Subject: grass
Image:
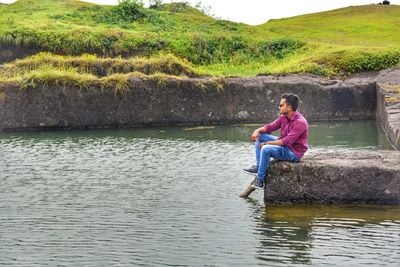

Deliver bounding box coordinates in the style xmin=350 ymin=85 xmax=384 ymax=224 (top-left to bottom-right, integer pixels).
xmin=0 ymin=0 xmax=400 ymax=81
xmin=16 ymin=66 xmax=97 ymax=90
xmin=258 ymin=45 xmax=400 ymax=77
xmin=0 ymin=52 xmax=226 ymax=94
xmin=1 ymin=63 xmax=200 ymax=94
xmin=0 ymin=52 xmax=201 ymax=78
xmin=195 ymin=45 xmax=400 ymax=77
xmin=258 ymin=5 xmax=400 ymax=46
xmin=0 ymin=52 xmax=203 ymax=93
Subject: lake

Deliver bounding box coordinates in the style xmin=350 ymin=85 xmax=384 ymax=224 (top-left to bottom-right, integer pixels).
xmin=0 ymin=120 xmax=398 ymax=266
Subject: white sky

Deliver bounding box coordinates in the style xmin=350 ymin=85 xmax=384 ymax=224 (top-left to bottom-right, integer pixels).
xmin=1 ymin=0 xmax=398 ymax=25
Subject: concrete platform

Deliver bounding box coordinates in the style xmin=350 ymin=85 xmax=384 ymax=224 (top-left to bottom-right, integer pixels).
xmin=264 ymin=150 xmax=400 ymax=204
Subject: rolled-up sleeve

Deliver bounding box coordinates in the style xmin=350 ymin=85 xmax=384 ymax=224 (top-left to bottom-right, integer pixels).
xmin=263 ymin=116 xmax=282 ymax=133
xmin=281 ymin=120 xmax=306 ymax=146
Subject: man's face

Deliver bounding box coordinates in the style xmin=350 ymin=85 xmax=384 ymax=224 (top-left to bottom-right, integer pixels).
xmin=279 ymin=98 xmax=291 ymax=115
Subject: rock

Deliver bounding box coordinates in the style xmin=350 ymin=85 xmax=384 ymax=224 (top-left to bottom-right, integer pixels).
xmin=0 ymin=44 xmax=42 ymax=64
xmin=376 ymin=68 xmax=400 ymax=149
xmin=265 ymin=150 xmax=400 ymax=204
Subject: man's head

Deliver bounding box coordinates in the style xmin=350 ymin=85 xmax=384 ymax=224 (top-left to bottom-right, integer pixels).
xmin=279 ymin=93 xmax=299 ymax=116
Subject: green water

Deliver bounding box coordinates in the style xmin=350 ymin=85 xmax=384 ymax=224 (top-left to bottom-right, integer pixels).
xmin=2 ymin=120 xmax=392 ymax=149
xmin=0 ymin=120 xmax=398 ymax=266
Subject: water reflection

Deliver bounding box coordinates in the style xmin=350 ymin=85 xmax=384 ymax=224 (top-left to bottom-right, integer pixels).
xmin=307 ymin=120 xmax=393 ymax=149
xmin=245 ymin=200 xmax=400 ymax=266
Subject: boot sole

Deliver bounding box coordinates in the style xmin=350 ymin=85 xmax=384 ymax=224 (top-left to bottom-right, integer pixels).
xmin=250 ymin=184 xmax=264 ymax=190
xmin=242 ymin=169 xmax=257 ymax=176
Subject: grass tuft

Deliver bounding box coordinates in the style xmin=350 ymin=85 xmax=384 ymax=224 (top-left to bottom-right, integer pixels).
xmin=100 ymin=73 xmax=131 ymax=96
xmin=17 ymin=66 xmax=96 ymax=90
xmin=0 ymin=52 xmax=200 ymax=78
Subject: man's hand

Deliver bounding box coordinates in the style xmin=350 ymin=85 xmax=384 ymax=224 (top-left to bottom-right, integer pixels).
xmin=251 ymin=129 xmax=260 ymax=142
xmin=251 ymin=126 xmax=267 ymax=141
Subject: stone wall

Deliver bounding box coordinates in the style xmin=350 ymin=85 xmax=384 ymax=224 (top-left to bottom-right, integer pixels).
xmin=265 ymin=150 xmax=400 ymax=204
xmin=0 ymin=44 xmax=42 ymax=64
xmin=376 ymin=68 xmax=400 ymax=150
xmin=0 ymin=74 xmax=377 ymax=131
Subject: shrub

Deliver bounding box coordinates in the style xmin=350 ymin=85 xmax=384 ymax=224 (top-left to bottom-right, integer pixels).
xmin=314 ymin=48 xmax=400 ymax=74
xmin=260 ymin=39 xmax=305 ymax=59
xmin=166 ymin=2 xmax=190 ymax=13
xmin=173 ymin=34 xmax=256 ymax=65
xmin=340 ymin=49 xmax=400 ymax=73
xmin=97 ymin=0 xmax=148 ymax=24
xmin=149 ymin=0 xmax=162 ymax=9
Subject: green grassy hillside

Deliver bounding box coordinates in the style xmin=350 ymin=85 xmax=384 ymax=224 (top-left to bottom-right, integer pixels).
xmin=0 ymin=0 xmax=399 ymax=84
xmin=258 ymin=5 xmax=400 ymax=46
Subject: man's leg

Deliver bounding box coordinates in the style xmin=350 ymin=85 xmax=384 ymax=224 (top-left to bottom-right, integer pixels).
xmin=255 ymin=134 xmax=278 ymax=168
xmin=243 ymin=134 xmax=278 ymax=175
xmin=252 ymin=145 xmax=299 ymax=189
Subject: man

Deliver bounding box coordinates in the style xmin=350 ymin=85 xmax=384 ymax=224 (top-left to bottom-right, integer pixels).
xmin=243 ymin=93 xmax=309 ymax=190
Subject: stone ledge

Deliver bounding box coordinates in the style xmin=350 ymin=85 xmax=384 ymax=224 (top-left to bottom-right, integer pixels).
xmin=265 ymin=150 xmax=400 ymax=204
xmin=376 ymin=68 xmax=400 ymax=150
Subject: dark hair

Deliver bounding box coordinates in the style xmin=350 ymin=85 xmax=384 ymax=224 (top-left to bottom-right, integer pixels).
xmin=281 ymin=93 xmax=299 ymax=111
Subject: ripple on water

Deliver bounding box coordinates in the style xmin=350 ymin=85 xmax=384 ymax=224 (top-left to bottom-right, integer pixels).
xmin=0 ymin=126 xmax=399 ymax=266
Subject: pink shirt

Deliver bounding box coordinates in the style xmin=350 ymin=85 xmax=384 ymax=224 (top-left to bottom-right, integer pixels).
xmin=263 ymin=111 xmax=309 ymax=159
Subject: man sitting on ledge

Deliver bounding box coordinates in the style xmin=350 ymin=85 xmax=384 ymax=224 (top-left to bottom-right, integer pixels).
xmin=243 ymin=93 xmax=309 ymax=190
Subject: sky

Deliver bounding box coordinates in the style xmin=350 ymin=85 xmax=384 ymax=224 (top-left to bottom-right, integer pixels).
xmin=1 ymin=0 xmax=398 ymax=25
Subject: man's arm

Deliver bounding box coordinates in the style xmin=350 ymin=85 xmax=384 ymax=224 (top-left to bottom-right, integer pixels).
xmin=251 ymin=117 xmax=283 ymax=141
xmin=260 ymin=139 xmax=283 ymax=147
xmin=260 ymin=120 xmax=307 ymax=148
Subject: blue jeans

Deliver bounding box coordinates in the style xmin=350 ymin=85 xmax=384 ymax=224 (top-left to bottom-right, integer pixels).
xmin=255 ymin=134 xmax=300 ymax=181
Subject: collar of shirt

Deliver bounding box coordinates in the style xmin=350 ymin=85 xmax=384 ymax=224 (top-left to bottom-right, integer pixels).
xmin=286 ymin=111 xmax=299 ymax=121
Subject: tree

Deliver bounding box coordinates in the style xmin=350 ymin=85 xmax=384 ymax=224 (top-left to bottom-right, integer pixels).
xmin=194 ymin=1 xmax=214 ymax=17
xmin=149 ymin=0 xmax=162 ymax=9
xmin=112 ymin=0 xmax=147 ymax=22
